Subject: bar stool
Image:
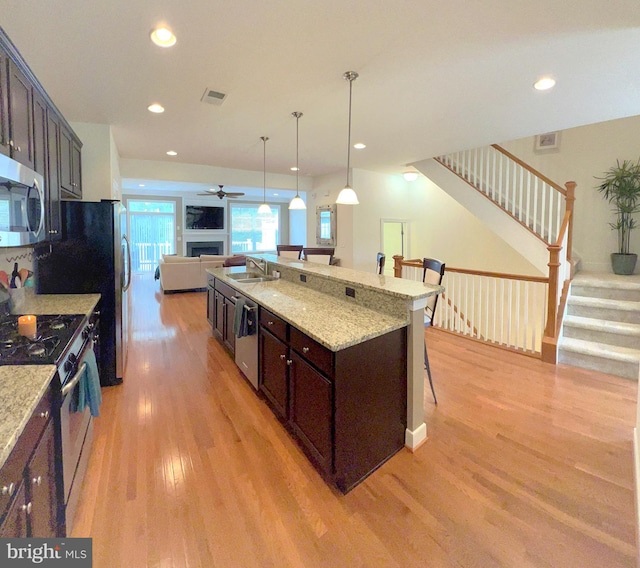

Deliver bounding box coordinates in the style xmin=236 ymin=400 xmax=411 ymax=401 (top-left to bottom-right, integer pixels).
xmin=276 ymin=245 xmax=304 ymax=259
xmin=423 ymin=257 xmax=445 ymax=404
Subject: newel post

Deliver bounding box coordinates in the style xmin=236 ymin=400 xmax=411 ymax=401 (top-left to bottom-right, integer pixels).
xmin=393 ymin=255 xmax=404 ymax=279
xmin=545 ymin=244 xmax=561 ymax=339
xmin=564 ymin=181 xmax=576 ymax=267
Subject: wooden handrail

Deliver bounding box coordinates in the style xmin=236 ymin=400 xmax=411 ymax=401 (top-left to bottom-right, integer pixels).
xmin=491 ymin=144 xmax=569 ymax=196
xmin=434 ymin=155 xmax=553 ymax=247
xmin=392 ymin=255 xmax=548 ymax=283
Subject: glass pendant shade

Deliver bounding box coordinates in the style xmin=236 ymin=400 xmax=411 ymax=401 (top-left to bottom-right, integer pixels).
xmin=336 ymin=185 xmax=359 ymax=205
xmin=288 ymin=195 xmax=306 ymax=210
xmin=289 ymin=111 xmax=306 ymax=210
xmin=258 ymin=202 xmax=272 ymax=215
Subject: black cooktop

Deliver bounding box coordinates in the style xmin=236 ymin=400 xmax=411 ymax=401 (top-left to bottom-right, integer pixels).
xmin=0 ymin=314 xmax=86 ymax=365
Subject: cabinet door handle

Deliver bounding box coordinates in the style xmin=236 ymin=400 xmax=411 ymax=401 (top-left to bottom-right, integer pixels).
xmin=9 ymin=139 xmax=13 ymax=148
xmin=1 ymin=482 xmax=15 ymax=496
xmin=302 ymin=347 xmax=309 ymax=353
xmin=267 ymin=321 xmax=274 ymax=326
xmin=32 ymin=476 xmax=42 ymax=486
xmin=21 ymin=502 xmax=32 ymax=514
xmin=280 ymin=354 xmax=286 ymax=360
xmin=40 ymin=410 xmax=49 ymax=420
xmin=286 ymin=359 xmax=293 ymax=366
xmin=16 ymin=146 xmax=21 ymax=152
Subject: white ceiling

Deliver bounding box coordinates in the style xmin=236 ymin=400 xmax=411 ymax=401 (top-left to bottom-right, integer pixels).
xmin=2 ymin=0 xmax=640 ymax=187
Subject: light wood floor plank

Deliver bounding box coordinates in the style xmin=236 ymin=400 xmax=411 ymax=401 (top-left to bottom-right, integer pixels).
xmin=72 ymin=274 xmax=638 ymax=567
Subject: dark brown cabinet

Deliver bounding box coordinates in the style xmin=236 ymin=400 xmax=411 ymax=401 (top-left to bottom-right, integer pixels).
xmin=33 ymin=92 xmax=61 ymax=240
xmin=206 ymin=276 xmax=215 ymax=326
xmin=0 ymin=482 xmax=27 ymax=537
xmin=27 ymin=420 xmax=57 ymax=537
xmin=60 ymin=124 xmax=82 ymax=199
xmin=0 ymin=387 xmax=59 ymax=537
xmin=211 ymin=278 xmax=237 ymax=354
xmin=289 ymin=352 xmax=332 ymax=472
xmin=259 ymin=328 xmax=289 ymax=420
xmin=45 ymin=112 xmax=62 ymax=239
xmin=258 ymin=304 xmax=407 ymax=492
xmin=0 ymin=49 xmax=10 ymax=157
xmin=6 ymin=60 xmax=34 ymax=169
xmin=0 ymin=28 xmax=82 ymax=237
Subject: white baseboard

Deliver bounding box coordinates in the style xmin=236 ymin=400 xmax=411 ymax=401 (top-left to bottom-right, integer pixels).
xmin=634 ymin=427 xmax=640 ymax=568
xmin=405 ymin=423 xmax=427 ymax=451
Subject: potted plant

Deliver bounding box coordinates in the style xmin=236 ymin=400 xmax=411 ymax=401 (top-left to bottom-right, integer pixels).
xmin=596 ymin=158 xmax=640 ymax=275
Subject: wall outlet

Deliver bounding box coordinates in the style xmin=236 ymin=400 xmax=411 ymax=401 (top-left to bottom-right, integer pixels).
xmin=300 ymin=274 xmax=307 ymax=282
xmin=346 ymin=287 xmax=355 ymax=298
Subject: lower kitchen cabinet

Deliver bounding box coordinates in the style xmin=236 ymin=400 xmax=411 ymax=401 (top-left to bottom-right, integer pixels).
xmin=258 ymin=306 xmax=407 ymax=492
xmin=211 ymin=278 xmax=236 ymax=354
xmin=259 ymin=328 xmax=289 ymax=421
xmin=0 ymin=387 xmax=59 ymax=537
xmin=289 ymin=351 xmax=332 ymax=472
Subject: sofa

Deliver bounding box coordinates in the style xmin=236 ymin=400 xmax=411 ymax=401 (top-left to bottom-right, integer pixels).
xmin=158 ymin=254 xmax=236 ymax=292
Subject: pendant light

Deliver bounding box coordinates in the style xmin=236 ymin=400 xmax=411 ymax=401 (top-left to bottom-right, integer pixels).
xmin=336 ymin=71 xmax=359 ymax=205
xmin=289 ymin=111 xmax=306 ymax=210
xmin=258 ymin=136 xmax=272 ymax=216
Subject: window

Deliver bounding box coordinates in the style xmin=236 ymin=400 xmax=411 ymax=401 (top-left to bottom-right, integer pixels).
xmin=127 ymin=200 xmax=176 ymax=273
xmin=230 ymin=204 xmax=280 ymax=253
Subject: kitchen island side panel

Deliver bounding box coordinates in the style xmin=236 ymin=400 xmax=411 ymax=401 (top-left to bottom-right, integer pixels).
xmin=333 ymin=326 xmax=407 ymax=493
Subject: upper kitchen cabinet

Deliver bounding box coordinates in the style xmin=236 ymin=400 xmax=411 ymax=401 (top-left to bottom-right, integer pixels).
xmin=6 ymin=60 xmax=35 ymax=169
xmin=0 ymin=48 xmax=9 ymax=157
xmin=59 ymin=124 xmax=82 ymax=199
xmin=0 ymin=26 xmax=83 ymax=226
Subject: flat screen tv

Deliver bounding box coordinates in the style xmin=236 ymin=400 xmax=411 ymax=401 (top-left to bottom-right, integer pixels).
xmin=185 ymin=205 xmax=224 ymax=230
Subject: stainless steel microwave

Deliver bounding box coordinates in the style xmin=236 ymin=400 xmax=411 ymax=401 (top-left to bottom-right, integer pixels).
xmin=0 ymin=153 xmax=45 ymax=246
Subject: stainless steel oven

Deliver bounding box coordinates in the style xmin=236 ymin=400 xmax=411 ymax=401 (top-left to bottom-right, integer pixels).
xmin=57 ymin=313 xmax=99 ymax=534
xmin=0 ymin=153 xmax=45 ymax=246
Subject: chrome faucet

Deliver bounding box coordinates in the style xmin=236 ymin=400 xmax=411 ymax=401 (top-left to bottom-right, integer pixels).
xmin=246 ymin=257 xmax=267 ymax=274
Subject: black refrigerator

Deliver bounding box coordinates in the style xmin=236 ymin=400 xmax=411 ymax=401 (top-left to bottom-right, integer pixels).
xmin=34 ymin=200 xmax=131 ymax=386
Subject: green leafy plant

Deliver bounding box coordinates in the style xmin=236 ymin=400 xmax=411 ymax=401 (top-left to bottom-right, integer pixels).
xmin=596 ymin=158 xmax=640 ymax=254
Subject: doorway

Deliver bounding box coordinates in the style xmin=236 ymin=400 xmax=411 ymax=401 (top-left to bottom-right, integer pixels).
xmin=127 ymin=200 xmax=177 ymax=273
xmin=380 ymin=219 xmax=409 ymax=274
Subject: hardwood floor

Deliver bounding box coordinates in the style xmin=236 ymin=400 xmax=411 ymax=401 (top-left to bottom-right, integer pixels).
xmin=72 ymin=273 xmax=638 ymax=568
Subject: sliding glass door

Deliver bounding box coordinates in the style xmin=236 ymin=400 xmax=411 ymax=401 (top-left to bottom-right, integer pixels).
xmin=127 ymin=200 xmax=176 ymax=273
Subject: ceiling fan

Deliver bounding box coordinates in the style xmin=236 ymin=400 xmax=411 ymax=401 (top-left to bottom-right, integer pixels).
xmin=197 ymin=184 xmax=245 ymax=199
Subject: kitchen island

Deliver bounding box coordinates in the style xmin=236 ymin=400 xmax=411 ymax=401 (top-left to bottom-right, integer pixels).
xmin=208 ymin=255 xmax=442 ymax=491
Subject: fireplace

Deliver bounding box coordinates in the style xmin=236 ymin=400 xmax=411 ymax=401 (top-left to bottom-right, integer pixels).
xmin=186 ymin=241 xmax=224 ymax=257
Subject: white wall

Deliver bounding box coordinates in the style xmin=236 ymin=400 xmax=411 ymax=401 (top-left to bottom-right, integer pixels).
xmin=307 ymin=168 xmax=541 ymax=274
xmin=501 ymin=115 xmax=640 ymax=273
xmin=71 ymin=122 xmax=118 ymax=202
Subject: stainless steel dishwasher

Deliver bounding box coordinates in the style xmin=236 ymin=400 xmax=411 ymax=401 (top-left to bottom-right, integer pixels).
xmin=234 ymin=293 xmax=259 ymax=389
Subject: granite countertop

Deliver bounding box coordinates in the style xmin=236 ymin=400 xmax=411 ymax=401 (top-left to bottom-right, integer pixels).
xmin=0 ymin=365 xmax=56 ymax=470
xmin=210 ymin=267 xmax=408 ymax=351
xmin=0 ymin=292 xmax=100 ymax=470
xmin=251 ymin=254 xmax=441 ymax=300
xmin=11 ymin=291 xmax=101 ymax=319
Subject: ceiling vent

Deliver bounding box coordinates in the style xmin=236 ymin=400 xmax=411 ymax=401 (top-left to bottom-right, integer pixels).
xmin=201 ymin=88 xmax=227 ymax=106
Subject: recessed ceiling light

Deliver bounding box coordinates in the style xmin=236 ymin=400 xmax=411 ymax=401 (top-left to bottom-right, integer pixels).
xmin=166 ymin=150 xmax=177 ymax=156
xmin=138 ymin=184 xmax=145 ymax=187
xmin=290 ymin=166 xmax=299 ymax=172
xmin=534 ymin=76 xmax=556 ymax=91
xmin=354 ymin=143 xmax=366 ymax=149
xmin=147 ymin=103 xmax=164 ymax=113
xmin=273 ymin=193 xmax=279 ymax=197
xmin=150 ymin=27 xmax=176 ymax=48
xmin=403 ymin=171 xmax=419 ymax=182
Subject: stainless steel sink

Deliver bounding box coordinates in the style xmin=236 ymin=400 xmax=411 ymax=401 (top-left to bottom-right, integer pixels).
xmin=227 ymin=272 xmax=278 ymax=283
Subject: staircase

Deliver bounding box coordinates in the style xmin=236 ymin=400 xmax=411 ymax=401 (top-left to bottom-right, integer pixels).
xmin=559 ymin=272 xmax=640 ymax=380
